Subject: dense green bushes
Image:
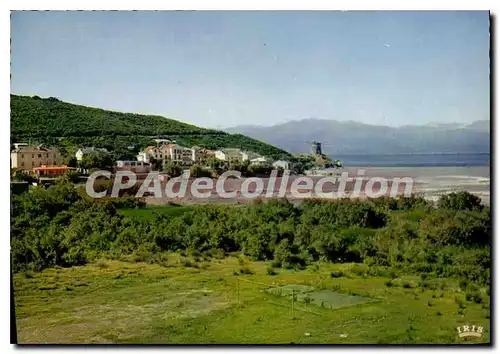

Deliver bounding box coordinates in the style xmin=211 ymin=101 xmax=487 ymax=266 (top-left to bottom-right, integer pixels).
xmin=10 ymin=183 xmax=491 ymax=286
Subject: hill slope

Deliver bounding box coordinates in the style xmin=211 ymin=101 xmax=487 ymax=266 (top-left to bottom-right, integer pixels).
xmin=226 ymin=118 xmax=490 ymax=155
xmin=10 ymin=95 xmax=291 ymax=159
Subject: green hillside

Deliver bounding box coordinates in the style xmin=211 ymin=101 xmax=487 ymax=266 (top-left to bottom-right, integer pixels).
xmin=10 ymin=95 xmax=291 ymax=159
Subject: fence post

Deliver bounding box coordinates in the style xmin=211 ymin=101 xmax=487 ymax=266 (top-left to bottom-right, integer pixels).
xmin=237 ymin=277 xmax=240 ymax=306
xmin=292 ymin=289 xmax=295 ymax=319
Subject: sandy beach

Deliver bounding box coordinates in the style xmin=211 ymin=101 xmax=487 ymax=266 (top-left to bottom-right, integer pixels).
xmin=144 ymin=166 xmax=490 ymax=206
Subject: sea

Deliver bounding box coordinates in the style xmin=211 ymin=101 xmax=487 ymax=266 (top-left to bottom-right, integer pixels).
xmin=326 ymin=153 xmax=491 ymax=205
xmin=330 ymin=153 xmax=490 ymax=167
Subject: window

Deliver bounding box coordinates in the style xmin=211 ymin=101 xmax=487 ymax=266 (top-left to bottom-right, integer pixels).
xmin=38 ymin=154 xmax=41 ymax=158
xmin=21 ymin=154 xmax=24 ymax=159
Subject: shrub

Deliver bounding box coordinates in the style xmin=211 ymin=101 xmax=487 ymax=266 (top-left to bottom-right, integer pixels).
xmin=330 ymin=270 xmax=345 ymax=278
xmin=350 ymin=263 xmax=369 ymax=276
xmin=180 ymin=258 xmax=198 ymax=268
xmin=454 ymin=296 xmax=467 ymax=309
xmin=96 ymin=259 xmax=108 ymax=269
xmin=389 ymin=270 xmax=399 ymax=279
xmin=465 ymin=292 xmax=473 ymax=302
xmin=266 ymin=266 xmax=277 ymax=275
xmin=23 ymin=271 xmax=34 ymax=279
xmin=271 ymin=260 xmax=282 ymax=268
xmin=458 ymin=278 xmax=469 ymax=290
xmin=385 ymin=280 xmax=394 ymax=287
xmin=239 ymin=266 xmax=254 ymax=275
xmin=438 ymin=191 xmax=483 ymax=212
xmin=473 ymin=292 xmax=484 ymax=304
xmin=402 ymin=280 xmax=417 ymax=289
xmin=310 ymin=263 xmax=320 ymax=272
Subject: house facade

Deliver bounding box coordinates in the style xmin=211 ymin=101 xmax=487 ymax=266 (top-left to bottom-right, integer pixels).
xmin=215 ymin=148 xmax=243 ymax=163
xmin=11 ymin=146 xmax=64 ymax=171
xmin=138 ymin=144 xmax=209 ymax=168
xmin=116 ymin=160 xmax=152 ymax=174
xmin=75 ymin=147 xmax=109 ymax=161
xmin=250 ymin=156 xmax=269 ymax=165
xmin=272 ymin=160 xmax=291 ymax=170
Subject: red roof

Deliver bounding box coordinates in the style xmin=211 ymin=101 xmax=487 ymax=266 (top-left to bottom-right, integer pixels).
xmin=33 ymin=165 xmax=73 ymax=171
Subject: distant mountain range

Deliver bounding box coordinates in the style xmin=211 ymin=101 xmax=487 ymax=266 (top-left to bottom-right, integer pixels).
xmin=225 ymin=119 xmax=490 ymax=155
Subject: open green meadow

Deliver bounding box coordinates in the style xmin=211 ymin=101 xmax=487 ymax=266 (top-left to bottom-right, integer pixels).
xmin=13 ymin=254 xmax=490 ymax=344
xmin=11 ymin=183 xmax=491 ymax=344
xmin=118 ymin=204 xmax=195 ymax=221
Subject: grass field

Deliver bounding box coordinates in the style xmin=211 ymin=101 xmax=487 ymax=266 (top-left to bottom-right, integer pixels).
xmin=13 ymin=254 xmax=490 ymax=344
xmin=118 ymin=204 xmax=195 ymax=220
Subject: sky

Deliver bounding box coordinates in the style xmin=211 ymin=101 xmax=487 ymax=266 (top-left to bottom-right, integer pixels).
xmin=11 ymin=11 xmax=490 ymax=129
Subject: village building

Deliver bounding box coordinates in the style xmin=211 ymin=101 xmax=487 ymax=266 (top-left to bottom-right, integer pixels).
xmin=116 ymin=160 xmax=152 ymax=174
xmin=75 ymin=147 xmax=109 ymax=161
xmin=215 ymin=148 xmax=244 ymax=163
xmin=33 ymin=165 xmax=76 ymax=177
xmin=11 ymin=146 xmax=64 ymax=171
xmin=138 ymin=144 xmax=211 ymax=167
xmin=272 ymin=160 xmax=291 ymax=170
xmin=250 ymin=156 xmax=269 ymax=165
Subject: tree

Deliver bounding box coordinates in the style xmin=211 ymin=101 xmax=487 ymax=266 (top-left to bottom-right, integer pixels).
xmin=438 ymin=191 xmax=483 ymax=211
xmin=67 ymin=156 xmax=77 ymax=168
xmin=163 ymin=162 xmax=183 ymax=177
xmin=80 ymin=152 xmax=113 ymax=170
xmin=56 ymin=170 xmax=81 ymax=184
xmin=149 ymin=157 xmax=163 ymax=171
xmin=11 ymin=171 xmax=36 ymax=184
xmin=229 ymin=160 xmax=250 ymax=176
xmin=190 ymin=164 xmax=213 ymax=178
xmin=247 ymin=163 xmax=273 ymax=177
xmin=206 ymin=156 xmax=222 ymax=170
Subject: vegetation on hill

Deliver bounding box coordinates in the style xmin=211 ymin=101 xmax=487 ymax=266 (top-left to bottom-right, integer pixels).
xmin=10 ymin=95 xmax=291 ymax=159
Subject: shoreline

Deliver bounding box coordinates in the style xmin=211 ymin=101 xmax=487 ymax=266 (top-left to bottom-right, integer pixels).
xmin=144 ymin=166 xmax=490 ymax=206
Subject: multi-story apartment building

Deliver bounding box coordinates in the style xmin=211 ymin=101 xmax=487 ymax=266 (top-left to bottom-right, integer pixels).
xmin=167 ymin=144 xmax=192 ymax=166
xmin=191 ymin=146 xmax=210 ymax=164
xmin=215 ymin=148 xmax=244 ymax=163
xmin=138 ymin=144 xmax=208 ymax=168
xmin=11 ymin=146 xmax=64 ymax=171
xmin=116 ymin=160 xmax=152 ymax=174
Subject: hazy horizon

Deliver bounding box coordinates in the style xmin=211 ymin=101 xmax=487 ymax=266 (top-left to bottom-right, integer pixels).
xmin=11 ymin=11 xmax=490 ymax=129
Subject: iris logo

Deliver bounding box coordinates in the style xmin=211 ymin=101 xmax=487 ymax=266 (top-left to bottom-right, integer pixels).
xmin=456 ymin=325 xmax=483 ymax=338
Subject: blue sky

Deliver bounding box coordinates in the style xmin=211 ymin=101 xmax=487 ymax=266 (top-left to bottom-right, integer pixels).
xmin=11 ymin=11 xmax=490 ymax=128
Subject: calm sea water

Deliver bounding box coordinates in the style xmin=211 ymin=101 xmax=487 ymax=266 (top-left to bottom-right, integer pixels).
xmin=330 ymin=153 xmax=490 ymax=167
xmin=323 ymin=153 xmax=490 ymax=205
